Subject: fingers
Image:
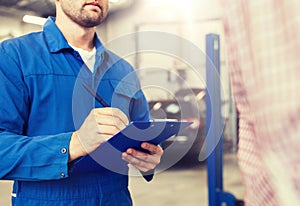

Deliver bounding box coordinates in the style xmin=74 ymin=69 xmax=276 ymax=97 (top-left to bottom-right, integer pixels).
xmin=96 ymin=124 xmax=120 ymax=136
xmin=100 ymin=134 xmax=113 ymax=141
xmin=93 ymin=108 xmax=129 ymax=129
xmin=91 ymin=108 xmax=129 ymax=138
xmin=141 ymin=142 xmax=163 ymax=155
xmin=122 ymin=144 xmax=163 ymax=173
xmin=122 ymin=152 xmax=157 ymax=173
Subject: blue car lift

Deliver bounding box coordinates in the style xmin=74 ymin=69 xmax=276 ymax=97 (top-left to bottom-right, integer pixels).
xmin=205 ymin=34 xmax=240 ymax=206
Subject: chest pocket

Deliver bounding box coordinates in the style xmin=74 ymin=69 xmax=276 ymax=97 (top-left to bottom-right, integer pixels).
xmin=97 ymin=79 xmax=141 ymax=120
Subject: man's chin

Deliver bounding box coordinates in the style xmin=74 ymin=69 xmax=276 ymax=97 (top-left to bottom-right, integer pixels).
xmin=77 ymin=17 xmax=104 ymax=27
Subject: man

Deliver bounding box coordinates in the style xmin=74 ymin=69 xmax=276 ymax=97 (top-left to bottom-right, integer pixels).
xmin=220 ymin=0 xmax=300 ymax=205
xmin=0 ymin=0 xmax=163 ymax=205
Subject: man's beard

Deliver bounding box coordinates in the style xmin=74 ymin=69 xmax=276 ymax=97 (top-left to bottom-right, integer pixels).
xmin=62 ymin=7 xmax=107 ymax=28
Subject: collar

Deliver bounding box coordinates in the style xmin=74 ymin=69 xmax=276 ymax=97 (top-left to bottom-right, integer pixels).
xmin=43 ymin=16 xmax=105 ymax=57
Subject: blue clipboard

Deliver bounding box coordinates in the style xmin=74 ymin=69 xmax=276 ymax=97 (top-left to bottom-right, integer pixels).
xmin=70 ymin=121 xmax=192 ymax=175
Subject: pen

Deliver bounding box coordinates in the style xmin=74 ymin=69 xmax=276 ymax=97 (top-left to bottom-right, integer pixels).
xmin=83 ymin=83 xmax=110 ymax=107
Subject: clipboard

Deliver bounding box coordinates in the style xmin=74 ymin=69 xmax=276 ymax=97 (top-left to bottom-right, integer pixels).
xmin=70 ymin=121 xmax=192 ymax=175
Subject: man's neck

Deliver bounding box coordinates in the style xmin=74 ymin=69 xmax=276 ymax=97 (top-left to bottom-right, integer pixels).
xmin=55 ymin=15 xmax=96 ymax=51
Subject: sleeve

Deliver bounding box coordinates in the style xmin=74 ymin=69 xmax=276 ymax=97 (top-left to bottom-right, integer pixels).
xmin=0 ymin=49 xmax=71 ymax=181
xmin=130 ymin=89 xmax=151 ymax=122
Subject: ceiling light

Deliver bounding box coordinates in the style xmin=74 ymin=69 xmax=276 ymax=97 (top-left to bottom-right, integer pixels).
xmin=22 ymin=15 xmax=47 ymax=26
xmin=109 ymin=0 xmax=121 ymax=3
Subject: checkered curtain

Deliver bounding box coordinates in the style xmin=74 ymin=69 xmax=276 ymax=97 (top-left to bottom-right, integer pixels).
xmin=219 ymin=0 xmax=300 ymax=205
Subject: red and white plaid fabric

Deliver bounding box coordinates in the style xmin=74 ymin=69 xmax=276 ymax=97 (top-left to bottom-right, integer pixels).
xmin=219 ymin=0 xmax=300 ymax=205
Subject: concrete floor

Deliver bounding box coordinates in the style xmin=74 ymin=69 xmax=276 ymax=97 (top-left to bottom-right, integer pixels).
xmin=0 ymin=181 xmax=12 ymax=206
xmin=0 ymin=153 xmax=244 ymax=206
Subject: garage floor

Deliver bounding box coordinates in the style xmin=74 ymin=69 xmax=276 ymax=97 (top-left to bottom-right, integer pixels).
xmin=129 ymin=152 xmax=244 ymax=206
xmin=0 ymin=153 xmax=244 ymax=206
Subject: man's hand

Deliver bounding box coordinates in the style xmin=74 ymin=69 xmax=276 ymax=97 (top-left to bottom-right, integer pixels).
xmin=69 ymin=108 xmax=129 ymax=162
xmin=121 ymin=143 xmax=163 ymax=173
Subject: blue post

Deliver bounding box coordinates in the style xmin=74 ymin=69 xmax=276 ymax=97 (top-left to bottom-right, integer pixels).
xmin=205 ymin=34 xmax=236 ymax=206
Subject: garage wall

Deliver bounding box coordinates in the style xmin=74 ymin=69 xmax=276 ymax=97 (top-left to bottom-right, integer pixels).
xmin=0 ymin=16 xmax=37 ymax=41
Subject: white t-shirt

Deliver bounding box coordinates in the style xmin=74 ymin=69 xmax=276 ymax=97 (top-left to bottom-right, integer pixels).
xmin=70 ymin=44 xmax=96 ymax=72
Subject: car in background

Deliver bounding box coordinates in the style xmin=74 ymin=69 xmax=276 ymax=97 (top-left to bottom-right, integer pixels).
xmin=148 ymin=88 xmax=206 ymax=165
